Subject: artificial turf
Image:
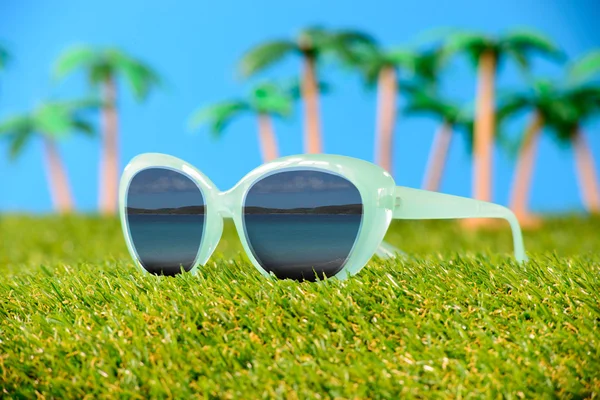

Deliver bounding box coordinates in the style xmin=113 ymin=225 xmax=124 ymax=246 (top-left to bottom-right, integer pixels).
xmin=0 ymin=215 xmax=599 ymax=398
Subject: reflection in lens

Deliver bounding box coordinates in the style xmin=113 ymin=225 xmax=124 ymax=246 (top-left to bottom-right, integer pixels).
xmin=126 ymin=168 xmax=205 ymax=276
xmin=243 ymin=170 xmax=363 ymax=281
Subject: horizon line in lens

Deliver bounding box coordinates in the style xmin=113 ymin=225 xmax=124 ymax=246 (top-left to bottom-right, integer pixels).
xmin=127 ymin=203 xmax=363 ymax=215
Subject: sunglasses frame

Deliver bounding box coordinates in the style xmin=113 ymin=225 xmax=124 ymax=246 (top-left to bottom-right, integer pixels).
xmin=119 ymin=153 xmax=526 ymax=280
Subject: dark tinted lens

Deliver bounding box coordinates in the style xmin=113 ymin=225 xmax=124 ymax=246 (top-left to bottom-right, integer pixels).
xmin=126 ymin=168 xmax=205 ymax=276
xmin=243 ymin=170 xmax=363 ymax=281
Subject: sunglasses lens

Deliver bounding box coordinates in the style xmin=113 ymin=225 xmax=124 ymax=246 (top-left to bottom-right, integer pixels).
xmin=126 ymin=168 xmax=205 ymax=276
xmin=243 ymin=170 xmax=363 ymax=281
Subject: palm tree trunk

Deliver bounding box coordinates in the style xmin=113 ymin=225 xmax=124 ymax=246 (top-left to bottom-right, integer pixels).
xmin=375 ymin=65 xmax=398 ymax=175
xmin=301 ymin=55 xmax=322 ymax=154
xmin=572 ymin=128 xmax=600 ymax=213
xmin=99 ymin=76 xmax=119 ymax=215
xmin=43 ymin=137 xmax=73 ymax=213
xmin=422 ymin=121 xmax=452 ymax=192
xmin=257 ymin=113 xmax=279 ymax=162
xmin=509 ymin=111 xmax=544 ymax=221
xmin=473 ymin=50 xmax=497 ymax=202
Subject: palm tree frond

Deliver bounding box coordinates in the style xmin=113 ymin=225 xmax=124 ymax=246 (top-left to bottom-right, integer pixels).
xmin=0 ymin=115 xmax=33 ymax=134
xmin=404 ymin=90 xmax=461 ymax=123
xmin=568 ymin=50 xmax=600 ymax=85
xmin=545 ymin=107 xmax=578 ymax=144
xmin=504 ymin=29 xmax=563 ymax=58
xmin=61 ymin=96 xmax=105 ymax=111
xmin=0 ymin=45 xmax=10 ymax=70
xmin=285 ymin=77 xmax=331 ymax=99
xmin=567 ymin=85 xmax=600 ymax=102
xmin=0 ymin=115 xmax=34 ymax=160
xmin=443 ymin=31 xmax=492 ymax=66
xmin=116 ymin=56 xmax=162 ymax=101
xmin=323 ymin=29 xmax=378 ymax=65
xmin=563 ymin=85 xmax=600 ymax=125
xmin=542 ymin=94 xmax=583 ymax=144
xmin=413 ymin=48 xmax=444 ymax=84
xmin=531 ymin=78 xmax=555 ymax=94
xmin=503 ymin=29 xmax=563 ymax=70
xmin=251 ymin=83 xmax=293 ymax=117
xmin=344 ymin=45 xmax=384 ymax=86
xmin=72 ymin=119 xmax=96 ymax=137
xmin=299 ymin=26 xmax=329 ymax=47
xmin=36 ymin=104 xmax=73 ymax=138
xmin=53 ymin=46 xmax=98 ymax=81
xmin=189 ymin=101 xmax=249 ymax=137
xmin=504 ymin=47 xmax=530 ymax=71
xmin=362 ymin=61 xmax=384 ymax=86
xmin=8 ymin=130 xmax=32 ymax=160
xmin=497 ymin=92 xmax=532 ymax=123
xmin=330 ymin=29 xmax=377 ymax=50
xmin=386 ymin=49 xmax=417 ymax=69
xmin=400 ymin=79 xmax=432 ymax=96
xmin=256 ymin=96 xmax=292 ymax=117
xmin=238 ymin=40 xmax=298 ymax=77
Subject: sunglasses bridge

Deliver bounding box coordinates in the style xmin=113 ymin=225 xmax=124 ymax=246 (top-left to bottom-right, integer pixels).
xmin=215 ymin=189 xmax=238 ymax=219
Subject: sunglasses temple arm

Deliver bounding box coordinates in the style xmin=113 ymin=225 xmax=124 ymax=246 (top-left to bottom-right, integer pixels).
xmin=391 ymin=186 xmax=527 ymax=262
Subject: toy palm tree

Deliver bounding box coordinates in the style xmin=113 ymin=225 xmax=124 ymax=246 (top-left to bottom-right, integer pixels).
xmin=500 ymin=51 xmax=600 ymax=223
xmin=238 ymin=26 xmax=374 ymax=154
xmin=0 ymin=100 xmax=96 ymax=213
xmin=500 ymin=82 xmax=600 ymax=218
xmin=443 ymin=29 xmax=562 ymax=211
xmin=404 ymin=89 xmax=473 ymax=192
xmin=350 ymin=46 xmax=443 ymax=176
xmin=189 ymin=82 xmax=293 ymax=162
xmin=54 ymin=47 xmax=161 ymax=215
xmin=498 ymin=80 xmax=562 ymax=225
xmin=565 ymin=51 xmax=600 ymax=213
xmin=548 ymin=85 xmax=600 ymax=214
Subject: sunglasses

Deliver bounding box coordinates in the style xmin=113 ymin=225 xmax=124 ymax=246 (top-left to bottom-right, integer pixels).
xmin=119 ymin=153 xmax=526 ymax=281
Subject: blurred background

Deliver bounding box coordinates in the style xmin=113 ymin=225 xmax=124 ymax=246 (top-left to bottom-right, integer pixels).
xmin=0 ymin=0 xmax=599 ymax=217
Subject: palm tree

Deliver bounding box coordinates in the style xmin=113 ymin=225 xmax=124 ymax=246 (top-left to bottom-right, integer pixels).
xmin=189 ymin=82 xmax=293 ymax=162
xmin=500 ymin=50 xmax=600 ymax=223
xmin=500 ymin=81 xmax=600 ymax=219
xmin=498 ymin=80 xmax=561 ymax=225
xmin=238 ymin=26 xmax=374 ymax=154
xmin=350 ymin=45 xmax=443 ymax=176
xmin=0 ymin=100 xmax=96 ymax=213
xmin=443 ymin=29 xmax=562 ymax=210
xmin=548 ymin=85 xmax=600 ymax=214
xmin=0 ymin=44 xmax=9 ymax=71
xmin=404 ymin=89 xmax=473 ymax=192
xmin=54 ymin=46 xmax=161 ymax=215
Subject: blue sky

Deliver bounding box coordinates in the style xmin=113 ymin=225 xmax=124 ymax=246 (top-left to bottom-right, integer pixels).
xmin=127 ymin=168 xmax=204 ymax=210
xmin=245 ymin=170 xmax=362 ymax=209
xmin=0 ymin=0 xmax=599 ymax=213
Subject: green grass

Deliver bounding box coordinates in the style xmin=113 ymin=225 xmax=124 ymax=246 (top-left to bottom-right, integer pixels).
xmin=1 ymin=215 xmax=599 ymax=398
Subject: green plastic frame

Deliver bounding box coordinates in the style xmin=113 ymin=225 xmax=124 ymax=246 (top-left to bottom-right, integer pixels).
xmin=119 ymin=153 xmax=527 ymax=280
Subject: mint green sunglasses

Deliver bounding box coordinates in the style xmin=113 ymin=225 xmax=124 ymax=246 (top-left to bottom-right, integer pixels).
xmin=119 ymin=153 xmax=526 ymax=281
